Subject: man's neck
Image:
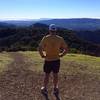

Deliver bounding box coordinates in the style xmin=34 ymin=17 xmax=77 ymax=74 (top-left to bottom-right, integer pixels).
xmin=49 ymin=33 xmax=56 ymax=36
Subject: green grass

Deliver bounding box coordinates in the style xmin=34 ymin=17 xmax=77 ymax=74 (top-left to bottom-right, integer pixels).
xmin=20 ymin=51 xmax=100 ymax=76
xmin=19 ymin=51 xmax=43 ymax=72
xmin=62 ymin=54 xmax=100 ymax=74
xmin=0 ymin=52 xmax=13 ymax=73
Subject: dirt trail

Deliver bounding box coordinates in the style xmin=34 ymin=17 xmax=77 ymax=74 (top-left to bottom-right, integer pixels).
xmin=0 ymin=52 xmax=44 ymax=100
xmin=0 ymin=52 xmax=100 ymax=100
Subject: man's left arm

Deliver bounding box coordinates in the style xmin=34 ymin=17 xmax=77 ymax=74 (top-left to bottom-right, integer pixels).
xmin=59 ymin=38 xmax=68 ymax=57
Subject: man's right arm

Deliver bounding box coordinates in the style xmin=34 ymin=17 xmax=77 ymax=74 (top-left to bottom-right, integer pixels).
xmin=38 ymin=45 xmax=46 ymax=58
xmin=38 ymin=37 xmax=46 ymax=58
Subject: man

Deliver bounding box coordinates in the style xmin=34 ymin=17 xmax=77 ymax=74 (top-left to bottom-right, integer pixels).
xmin=38 ymin=24 xmax=68 ymax=95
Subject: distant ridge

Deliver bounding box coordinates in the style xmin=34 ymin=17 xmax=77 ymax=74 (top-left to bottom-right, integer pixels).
xmin=39 ymin=18 xmax=100 ymax=31
xmin=0 ymin=22 xmax=15 ymax=28
xmin=0 ymin=18 xmax=100 ymax=44
xmin=1 ymin=18 xmax=100 ymax=31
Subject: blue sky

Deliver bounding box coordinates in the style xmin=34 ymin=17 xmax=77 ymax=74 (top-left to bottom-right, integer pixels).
xmin=0 ymin=0 xmax=100 ymax=20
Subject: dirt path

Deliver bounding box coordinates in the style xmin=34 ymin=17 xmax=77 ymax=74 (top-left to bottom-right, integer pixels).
xmin=0 ymin=52 xmax=100 ymax=100
xmin=0 ymin=52 xmax=44 ymax=100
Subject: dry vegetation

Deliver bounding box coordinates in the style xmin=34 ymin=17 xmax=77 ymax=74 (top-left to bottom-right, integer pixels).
xmin=0 ymin=51 xmax=100 ymax=100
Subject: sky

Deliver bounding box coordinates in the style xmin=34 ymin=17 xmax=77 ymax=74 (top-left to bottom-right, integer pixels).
xmin=0 ymin=0 xmax=100 ymax=20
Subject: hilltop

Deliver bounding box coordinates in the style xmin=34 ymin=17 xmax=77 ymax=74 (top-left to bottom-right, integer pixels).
xmin=0 ymin=51 xmax=100 ymax=100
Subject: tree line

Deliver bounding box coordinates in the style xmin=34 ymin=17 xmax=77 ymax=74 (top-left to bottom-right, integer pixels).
xmin=0 ymin=23 xmax=100 ymax=56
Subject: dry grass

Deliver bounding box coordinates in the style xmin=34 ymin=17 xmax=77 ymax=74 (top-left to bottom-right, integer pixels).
xmin=0 ymin=51 xmax=100 ymax=100
xmin=0 ymin=52 xmax=13 ymax=73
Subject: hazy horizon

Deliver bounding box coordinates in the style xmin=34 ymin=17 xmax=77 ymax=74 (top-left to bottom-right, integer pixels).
xmin=0 ymin=17 xmax=100 ymax=21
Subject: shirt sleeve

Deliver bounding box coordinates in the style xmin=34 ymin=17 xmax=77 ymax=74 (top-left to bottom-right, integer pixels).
xmin=61 ymin=38 xmax=68 ymax=49
xmin=39 ymin=36 xmax=46 ymax=49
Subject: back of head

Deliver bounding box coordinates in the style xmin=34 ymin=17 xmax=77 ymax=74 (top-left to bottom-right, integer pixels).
xmin=49 ymin=24 xmax=57 ymax=31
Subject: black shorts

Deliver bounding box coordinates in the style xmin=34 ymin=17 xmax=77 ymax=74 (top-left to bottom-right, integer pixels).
xmin=43 ymin=59 xmax=60 ymax=73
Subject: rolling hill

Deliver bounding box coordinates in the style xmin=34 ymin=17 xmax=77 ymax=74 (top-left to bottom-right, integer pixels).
xmin=39 ymin=18 xmax=100 ymax=31
xmin=0 ymin=23 xmax=100 ymax=56
xmin=75 ymin=30 xmax=100 ymax=44
xmin=0 ymin=22 xmax=15 ymax=28
xmin=1 ymin=18 xmax=100 ymax=31
xmin=1 ymin=18 xmax=100 ymax=44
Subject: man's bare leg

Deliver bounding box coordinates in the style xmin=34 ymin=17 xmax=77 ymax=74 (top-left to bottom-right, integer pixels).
xmin=44 ymin=73 xmax=50 ymax=88
xmin=41 ymin=73 xmax=50 ymax=94
xmin=53 ymin=73 xmax=59 ymax=88
xmin=53 ymin=73 xmax=60 ymax=100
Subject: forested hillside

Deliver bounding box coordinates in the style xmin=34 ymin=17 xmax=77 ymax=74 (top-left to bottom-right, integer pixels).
xmin=0 ymin=23 xmax=100 ymax=56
